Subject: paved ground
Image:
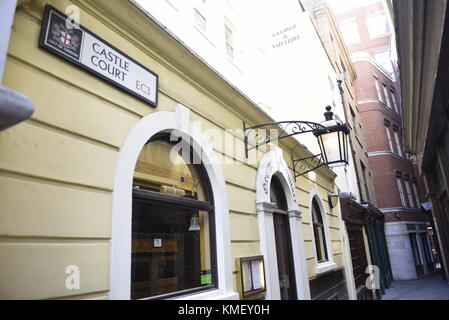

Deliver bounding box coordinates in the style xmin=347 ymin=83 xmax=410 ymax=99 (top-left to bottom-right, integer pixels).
xmin=383 ymin=274 xmax=449 ymax=300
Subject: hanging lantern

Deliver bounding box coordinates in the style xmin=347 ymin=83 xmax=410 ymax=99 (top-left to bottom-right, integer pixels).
xmin=314 ymin=106 xmax=350 ymax=168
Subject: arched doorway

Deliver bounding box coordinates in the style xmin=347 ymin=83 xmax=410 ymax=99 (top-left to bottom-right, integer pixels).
xmin=270 ymin=175 xmax=297 ymax=300
xmin=256 ymin=147 xmax=310 ymax=300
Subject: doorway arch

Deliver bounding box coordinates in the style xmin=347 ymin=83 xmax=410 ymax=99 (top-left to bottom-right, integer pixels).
xmin=256 ymin=146 xmax=311 ymax=300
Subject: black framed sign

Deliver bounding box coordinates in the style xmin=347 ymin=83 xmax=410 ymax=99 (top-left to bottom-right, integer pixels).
xmin=39 ymin=5 xmax=158 ymax=107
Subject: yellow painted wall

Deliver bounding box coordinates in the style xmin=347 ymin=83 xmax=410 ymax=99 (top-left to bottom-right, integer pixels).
xmin=0 ymin=0 xmax=345 ymax=299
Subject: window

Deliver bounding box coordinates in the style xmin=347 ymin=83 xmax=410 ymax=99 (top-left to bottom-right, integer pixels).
xmin=390 ymin=89 xmax=399 ymax=113
xmin=224 ymin=24 xmax=234 ymax=59
xmin=396 ymin=177 xmax=406 ymax=207
xmin=194 ymin=0 xmax=207 ymax=32
xmin=412 ymin=182 xmax=421 ymax=208
xmin=366 ymin=12 xmax=390 ymax=38
xmin=374 ymin=50 xmax=393 ymax=73
xmin=131 ymin=136 xmax=216 ymax=299
xmin=404 ymin=179 xmax=415 ymax=208
xmin=312 ymin=198 xmax=328 ymax=263
xmin=409 ymin=233 xmax=423 ymax=267
xmin=385 ymin=125 xmax=394 ymax=152
xmin=361 ymin=162 xmax=371 ymax=203
xmin=393 ymin=128 xmax=403 ymax=157
xmin=383 ymin=83 xmax=392 ymax=109
xmin=374 ymin=76 xmax=383 ymax=102
xmin=339 ymin=20 xmax=360 ymax=45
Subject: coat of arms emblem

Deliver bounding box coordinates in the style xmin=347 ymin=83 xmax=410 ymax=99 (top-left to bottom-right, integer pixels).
xmin=43 ymin=10 xmax=83 ymax=60
xmin=51 ymin=22 xmax=81 ymax=52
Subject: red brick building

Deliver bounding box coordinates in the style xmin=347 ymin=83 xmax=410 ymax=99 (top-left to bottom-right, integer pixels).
xmin=334 ymin=0 xmax=434 ymax=281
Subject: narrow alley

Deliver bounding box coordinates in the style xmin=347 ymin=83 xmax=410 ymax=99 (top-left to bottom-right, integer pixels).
xmin=383 ymin=274 xmax=449 ymax=300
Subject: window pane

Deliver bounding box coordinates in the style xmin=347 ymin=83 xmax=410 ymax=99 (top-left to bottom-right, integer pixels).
xmin=405 ymin=181 xmax=415 ymax=208
xmin=194 ymin=9 xmax=206 ymax=31
xmin=339 ymin=21 xmax=360 ymax=45
xmin=225 ymin=25 xmax=234 ymax=59
xmin=131 ymin=201 xmax=213 ymax=299
xmin=374 ymin=50 xmax=393 ymax=73
xmin=385 ymin=126 xmax=394 ymax=152
xmin=413 ymin=183 xmax=421 ymax=208
xmin=383 ymin=83 xmax=392 ymax=109
xmin=312 ymin=199 xmax=328 ymax=262
xmin=131 ymin=137 xmax=215 ymax=299
xmin=374 ymin=76 xmax=383 ymax=102
xmin=270 ymin=176 xmax=288 ymax=211
xmin=390 ymin=90 xmax=399 ymax=113
xmin=393 ymin=130 xmax=403 ymax=157
xmin=396 ymin=177 xmax=406 ymax=207
xmin=134 ymin=140 xmax=207 ymax=202
xmin=194 ymin=0 xmax=207 ymax=31
xmin=366 ymin=13 xmax=390 ymax=38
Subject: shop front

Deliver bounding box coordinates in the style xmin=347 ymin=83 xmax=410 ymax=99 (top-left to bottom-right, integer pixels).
xmin=0 ymin=0 xmax=349 ymax=300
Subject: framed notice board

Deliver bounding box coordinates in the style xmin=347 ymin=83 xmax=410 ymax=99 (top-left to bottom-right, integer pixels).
xmin=236 ymin=256 xmax=266 ymax=300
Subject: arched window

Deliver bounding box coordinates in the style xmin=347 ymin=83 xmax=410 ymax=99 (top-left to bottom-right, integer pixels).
xmin=312 ymin=198 xmax=328 ymax=263
xmin=270 ymin=176 xmax=288 ymax=212
xmin=131 ymin=134 xmax=216 ymax=299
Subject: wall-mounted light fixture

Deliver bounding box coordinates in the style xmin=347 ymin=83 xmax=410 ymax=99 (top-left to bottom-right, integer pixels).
xmin=244 ymin=106 xmax=350 ymax=179
xmin=314 ymin=106 xmax=350 ymax=168
xmin=328 ymin=193 xmax=340 ymax=208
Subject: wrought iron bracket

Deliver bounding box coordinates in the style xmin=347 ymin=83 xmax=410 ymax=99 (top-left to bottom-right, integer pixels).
xmin=292 ymin=154 xmax=326 ymax=180
xmin=243 ymin=120 xmax=327 ymax=158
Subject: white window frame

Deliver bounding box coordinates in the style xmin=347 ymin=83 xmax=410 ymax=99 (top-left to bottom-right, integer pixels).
xmin=110 ymin=105 xmax=238 ymax=300
xmin=383 ymin=83 xmax=392 ymax=109
xmin=385 ymin=125 xmax=394 ymax=152
xmin=396 ymin=177 xmax=406 ymax=207
xmin=404 ymin=180 xmax=415 ymax=208
xmin=393 ymin=128 xmax=403 ymax=157
xmin=374 ymin=49 xmax=393 ymax=73
xmin=366 ymin=12 xmax=390 ymax=39
xmin=374 ymin=75 xmax=383 ymax=103
xmin=224 ymin=22 xmax=234 ymax=60
xmin=390 ymin=88 xmax=399 ymax=113
xmin=194 ymin=0 xmax=207 ymax=32
xmin=309 ymin=190 xmax=336 ymax=275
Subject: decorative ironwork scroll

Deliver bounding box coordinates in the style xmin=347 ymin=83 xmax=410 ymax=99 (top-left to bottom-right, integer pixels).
xmin=243 ymin=121 xmax=335 ymax=179
xmin=244 ymin=121 xmax=326 ymax=158
xmin=292 ymin=154 xmax=326 ymax=179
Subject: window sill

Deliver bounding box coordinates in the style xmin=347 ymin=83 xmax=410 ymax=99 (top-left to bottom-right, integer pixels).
xmin=316 ymin=261 xmax=337 ymax=275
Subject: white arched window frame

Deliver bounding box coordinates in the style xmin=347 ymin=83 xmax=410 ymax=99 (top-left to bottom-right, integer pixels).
xmin=109 ymin=105 xmax=237 ymax=300
xmin=308 ymin=189 xmax=336 ymax=275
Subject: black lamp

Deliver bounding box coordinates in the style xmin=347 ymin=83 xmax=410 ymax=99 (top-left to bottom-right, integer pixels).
xmin=314 ymin=106 xmax=350 ymax=168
